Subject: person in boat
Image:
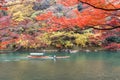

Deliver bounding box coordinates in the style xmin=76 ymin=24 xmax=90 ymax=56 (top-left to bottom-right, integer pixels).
xmin=53 ymin=55 xmax=56 ymax=59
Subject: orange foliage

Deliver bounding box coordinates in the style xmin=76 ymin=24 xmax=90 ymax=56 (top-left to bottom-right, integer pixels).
xmin=59 ymin=0 xmax=120 ymax=9
xmin=37 ymin=8 xmax=109 ymax=32
xmin=36 ymin=12 xmax=53 ymax=21
xmin=0 ymin=0 xmax=8 ymax=10
xmin=0 ymin=39 xmax=17 ymax=49
xmin=0 ymin=7 xmax=8 ymax=10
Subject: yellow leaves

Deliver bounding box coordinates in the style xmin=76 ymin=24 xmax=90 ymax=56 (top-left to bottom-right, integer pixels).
xmin=74 ymin=32 xmax=93 ymax=47
xmin=36 ymin=33 xmax=51 ymax=46
xmin=29 ymin=42 xmax=39 ymax=49
xmin=7 ymin=2 xmax=35 ymax=21
xmin=14 ymin=30 xmax=94 ymax=49
xmin=50 ymin=31 xmax=93 ymax=48
xmin=84 ymin=32 xmax=93 ymax=37
xmin=17 ymin=39 xmax=29 ymax=48
xmin=16 ymin=34 xmax=30 ymax=48
xmin=74 ymin=34 xmax=87 ymax=47
xmin=17 ymin=35 xmax=38 ymax=49
xmin=12 ymin=11 xmax=24 ymax=21
xmin=50 ymin=31 xmax=65 ymax=38
xmin=65 ymin=41 xmax=74 ymax=48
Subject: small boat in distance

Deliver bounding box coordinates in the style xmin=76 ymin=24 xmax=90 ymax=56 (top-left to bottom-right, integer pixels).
xmin=27 ymin=53 xmax=70 ymax=59
xmin=27 ymin=53 xmax=53 ymax=59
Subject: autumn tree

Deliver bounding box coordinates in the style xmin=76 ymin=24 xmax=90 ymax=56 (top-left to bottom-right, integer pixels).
xmin=35 ymin=0 xmax=120 ymax=32
xmin=0 ymin=0 xmax=120 ymax=50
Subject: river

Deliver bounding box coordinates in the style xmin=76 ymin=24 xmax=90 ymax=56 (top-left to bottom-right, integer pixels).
xmin=0 ymin=51 xmax=120 ymax=80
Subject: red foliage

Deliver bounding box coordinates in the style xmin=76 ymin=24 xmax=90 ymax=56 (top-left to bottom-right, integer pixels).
xmin=0 ymin=15 xmax=11 ymax=28
xmin=0 ymin=39 xmax=17 ymax=50
xmin=36 ymin=8 xmax=109 ymax=32
xmin=0 ymin=0 xmax=8 ymax=10
xmin=36 ymin=12 xmax=53 ymax=21
xmin=1 ymin=0 xmax=120 ymax=50
xmin=104 ymin=43 xmax=120 ymax=50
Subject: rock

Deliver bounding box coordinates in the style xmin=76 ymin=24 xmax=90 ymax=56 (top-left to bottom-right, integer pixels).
xmin=85 ymin=49 xmax=90 ymax=52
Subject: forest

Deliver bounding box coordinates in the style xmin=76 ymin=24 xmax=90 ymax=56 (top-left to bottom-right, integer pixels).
xmin=0 ymin=0 xmax=120 ymax=51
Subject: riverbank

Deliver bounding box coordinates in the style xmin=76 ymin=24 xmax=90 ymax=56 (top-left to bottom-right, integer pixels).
xmin=0 ymin=47 xmax=105 ymax=54
xmin=2 ymin=46 xmax=120 ymax=54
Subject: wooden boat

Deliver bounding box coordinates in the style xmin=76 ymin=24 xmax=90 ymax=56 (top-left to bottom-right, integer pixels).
xmin=27 ymin=55 xmax=54 ymax=59
xmin=27 ymin=55 xmax=70 ymax=59
xmin=27 ymin=53 xmax=70 ymax=59
xmin=27 ymin=53 xmax=53 ymax=59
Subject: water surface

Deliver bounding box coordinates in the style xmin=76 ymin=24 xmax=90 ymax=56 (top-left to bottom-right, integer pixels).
xmin=0 ymin=51 xmax=120 ymax=80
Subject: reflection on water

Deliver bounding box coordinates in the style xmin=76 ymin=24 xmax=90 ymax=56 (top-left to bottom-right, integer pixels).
xmin=0 ymin=51 xmax=120 ymax=80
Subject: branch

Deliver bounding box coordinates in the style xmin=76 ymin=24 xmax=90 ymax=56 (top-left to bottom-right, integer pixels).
xmin=78 ymin=0 xmax=120 ymax=11
xmin=13 ymin=45 xmax=21 ymax=52
xmin=87 ymin=25 xmax=120 ymax=30
xmin=0 ymin=26 xmax=9 ymax=30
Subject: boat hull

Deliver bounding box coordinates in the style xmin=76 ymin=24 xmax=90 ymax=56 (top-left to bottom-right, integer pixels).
xmin=27 ymin=56 xmax=54 ymax=59
xmin=27 ymin=55 xmax=70 ymax=59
